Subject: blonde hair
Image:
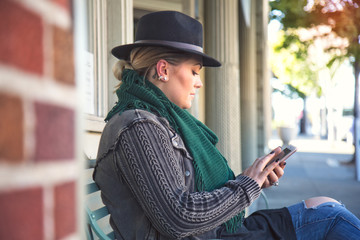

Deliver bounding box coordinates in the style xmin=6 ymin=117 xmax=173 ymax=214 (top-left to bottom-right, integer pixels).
xmin=112 ymin=47 xmax=195 ymax=88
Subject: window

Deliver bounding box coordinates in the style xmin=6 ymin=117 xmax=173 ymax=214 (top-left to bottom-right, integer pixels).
xmin=84 ymin=0 xmax=108 ymax=125
xmin=81 ymin=0 xmax=203 ymax=133
xmin=82 ymin=0 xmax=132 ymax=132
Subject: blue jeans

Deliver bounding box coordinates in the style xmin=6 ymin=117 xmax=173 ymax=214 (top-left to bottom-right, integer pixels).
xmin=288 ymin=201 xmax=360 ymax=240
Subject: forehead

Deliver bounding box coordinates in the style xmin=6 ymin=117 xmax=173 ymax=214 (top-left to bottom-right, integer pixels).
xmin=182 ymin=57 xmax=203 ymax=68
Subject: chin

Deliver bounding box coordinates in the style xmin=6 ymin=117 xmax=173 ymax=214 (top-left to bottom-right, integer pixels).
xmin=182 ymin=103 xmax=191 ymax=109
xmin=177 ymin=99 xmax=192 ymax=109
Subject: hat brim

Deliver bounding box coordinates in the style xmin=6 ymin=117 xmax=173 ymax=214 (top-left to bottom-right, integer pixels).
xmin=111 ymin=42 xmax=221 ymax=67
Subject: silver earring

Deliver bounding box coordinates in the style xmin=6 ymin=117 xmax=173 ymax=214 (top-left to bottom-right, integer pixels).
xmin=158 ymin=76 xmax=167 ymax=81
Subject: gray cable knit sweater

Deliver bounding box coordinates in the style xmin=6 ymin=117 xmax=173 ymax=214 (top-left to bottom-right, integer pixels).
xmin=93 ymin=109 xmax=263 ymax=239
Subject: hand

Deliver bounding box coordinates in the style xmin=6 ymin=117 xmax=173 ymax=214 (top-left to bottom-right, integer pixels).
xmin=241 ymin=147 xmax=285 ymax=188
xmin=263 ymin=160 xmax=286 ymax=188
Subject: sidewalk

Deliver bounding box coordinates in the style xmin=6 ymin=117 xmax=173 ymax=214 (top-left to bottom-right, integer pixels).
xmin=252 ymin=134 xmax=360 ymax=219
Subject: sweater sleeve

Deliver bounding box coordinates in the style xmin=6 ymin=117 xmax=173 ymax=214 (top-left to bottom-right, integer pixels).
xmin=115 ymin=119 xmax=261 ymax=239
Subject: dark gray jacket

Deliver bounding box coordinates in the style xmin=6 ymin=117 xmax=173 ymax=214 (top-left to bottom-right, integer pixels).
xmin=93 ymin=109 xmax=261 ymax=239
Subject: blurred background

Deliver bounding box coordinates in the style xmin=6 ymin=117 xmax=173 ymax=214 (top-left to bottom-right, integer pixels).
xmin=269 ymin=0 xmax=358 ymax=151
xmin=261 ymin=0 xmax=360 ymax=220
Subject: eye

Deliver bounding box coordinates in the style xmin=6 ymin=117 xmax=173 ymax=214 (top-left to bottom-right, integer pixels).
xmin=192 ymin=70 xmax=199 ymax=76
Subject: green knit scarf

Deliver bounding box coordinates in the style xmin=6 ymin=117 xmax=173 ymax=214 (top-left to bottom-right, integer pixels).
xmin=105 ymin=69 xmax=245 ymax=232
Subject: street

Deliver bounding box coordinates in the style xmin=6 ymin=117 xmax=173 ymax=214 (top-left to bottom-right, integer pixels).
xmin=250 ymin=135 xmax=360 ymax=219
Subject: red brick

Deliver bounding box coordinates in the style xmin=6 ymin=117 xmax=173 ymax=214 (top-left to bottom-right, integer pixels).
xmin=0 ymin=187 xmax=44 ymax=240
xmin=54 ymin=181 xmax=77 ymax=239
xmin=53 ymin=26 xmax=75 ymax=85
xmin=0 ymin=93 xmax=24 ymax=163
xmin=0 ymin=0 xmax=43 ymax=74
xmin=53 ymin=0 xmax=72 ymax=13
xmin=34 ymin=102 xmax=75 ymax=161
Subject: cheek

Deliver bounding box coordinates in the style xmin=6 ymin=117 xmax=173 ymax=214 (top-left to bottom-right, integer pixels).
xmin=179 ymin=74 xmax=194 ymax=90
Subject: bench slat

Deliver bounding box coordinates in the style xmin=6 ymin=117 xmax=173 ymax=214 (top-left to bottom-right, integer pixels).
xmin=85 ymin=158 xmax=115 ymax=239
xmin=107 ymin=231 xmax=115 ymax=239
xmin=87 ymin=182 xmax=99 ymax=194
xmin=92 ymin=206 xmax=110 ymax=221
xmin=86 ymin=207 xmax=112 ymax=240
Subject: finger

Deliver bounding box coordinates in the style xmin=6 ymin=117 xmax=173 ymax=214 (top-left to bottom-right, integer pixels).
xmin=270 ymin=146 xmax=282 ymax=156
xmin=258 ymin=147 xmax=282 ymax=169
xmin=262 ymin=157 xmax=281 ymax=180
xmin=262 ymin=177 xmax=271 ymax=188
xmin=267 ymin=171 xmax=279 ymax=184
xmin=280 ymin=161 xmax=287 ymax=169
xmin=273 ymin=165 xmax=284 ymax=178
xmin=259 ymin=146 xmax=281 ymax=162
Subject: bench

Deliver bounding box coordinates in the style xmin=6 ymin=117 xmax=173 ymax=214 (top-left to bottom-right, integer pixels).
xmin=85 ymin=159 xmax=115 ymax=240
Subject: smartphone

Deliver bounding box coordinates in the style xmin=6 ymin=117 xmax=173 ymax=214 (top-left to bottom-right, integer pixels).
xmin=266 ymin=145 xmax=297 ymax=167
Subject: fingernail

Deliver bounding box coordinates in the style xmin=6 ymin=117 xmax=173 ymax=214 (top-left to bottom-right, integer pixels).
xmin=283 ymin=162 xmax=287 ymax=166
xmin=275 ymin=158 xmax=280 ymax=162
xmin=270 ymin=150 xmax=275 ymax=154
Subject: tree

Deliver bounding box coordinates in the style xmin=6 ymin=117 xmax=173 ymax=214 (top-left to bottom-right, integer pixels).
xmin=270 ymin=29 xmax=320 ymax=133
xmin=270 ymin=0 xmax=360 ymax=179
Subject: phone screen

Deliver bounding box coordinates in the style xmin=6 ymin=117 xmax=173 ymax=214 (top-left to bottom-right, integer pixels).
xmin=278 ymin=145 xmax=297 ymax=162
xmin=265 ymin=145 xmax=297 ymax=168
xmin=283 ymin=148 xmax=291 ymax=156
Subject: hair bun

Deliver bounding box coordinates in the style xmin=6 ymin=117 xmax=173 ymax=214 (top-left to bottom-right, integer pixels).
xmin=112 ymin=60 xmax=133 ymax=80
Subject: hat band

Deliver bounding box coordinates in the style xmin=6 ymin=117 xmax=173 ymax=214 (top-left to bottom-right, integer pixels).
xmin=135 ymin=40 xmax=203 ymax=53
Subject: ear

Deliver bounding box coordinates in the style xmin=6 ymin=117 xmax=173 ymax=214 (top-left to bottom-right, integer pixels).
xmin=156 ymin=59 xmax=169 ymax=82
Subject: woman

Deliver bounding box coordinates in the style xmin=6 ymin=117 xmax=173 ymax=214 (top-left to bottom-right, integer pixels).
xmin=93 ymin=11 xmax=360 ymax=239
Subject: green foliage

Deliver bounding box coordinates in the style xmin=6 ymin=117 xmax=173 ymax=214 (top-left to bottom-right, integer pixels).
xmin=271 ymin=0 xmax=360 ymax=64
xmin=270 ymin=0 xmax=360 ymax=99
xmin=273 ymin=83 xmax=306 ymax=99
xmin=270 ymin=0 xmax=309 ymax=29
xmin=271 ymin=29 xmax=320 ymax=98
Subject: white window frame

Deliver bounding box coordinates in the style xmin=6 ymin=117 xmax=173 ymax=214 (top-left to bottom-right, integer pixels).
xmin=83 ymin=0 xmax=133 ymax=132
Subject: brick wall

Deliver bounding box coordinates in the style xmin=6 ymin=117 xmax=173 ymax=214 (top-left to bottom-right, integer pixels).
xmin=0 ymin=0 xmax=80 ymax=239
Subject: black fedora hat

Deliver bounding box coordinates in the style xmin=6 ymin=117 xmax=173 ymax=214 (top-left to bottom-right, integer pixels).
xmin=111 ymin=11 xmax=221 ymax=67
